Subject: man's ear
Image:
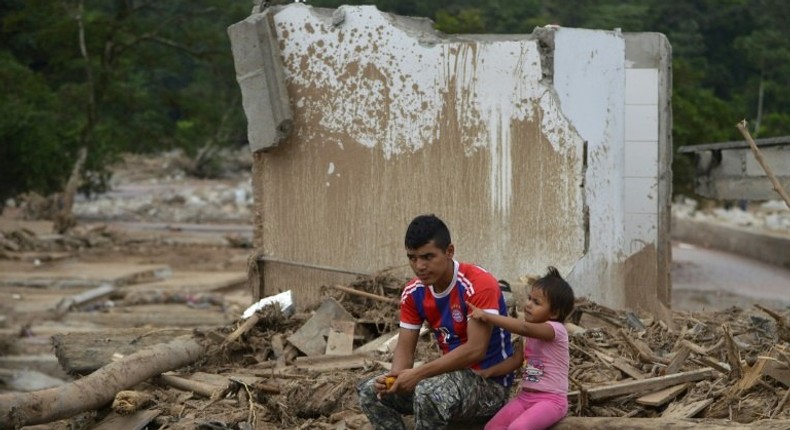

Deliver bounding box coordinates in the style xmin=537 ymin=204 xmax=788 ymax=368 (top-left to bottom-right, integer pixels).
xmin=446 ymin=244 xmax=455 ymax=258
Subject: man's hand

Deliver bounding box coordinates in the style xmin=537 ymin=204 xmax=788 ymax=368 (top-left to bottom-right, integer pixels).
xmin=387 ymin=367 xmax=420 ymax=393
xmin=466 ymin=301 xmax=489 ymax=323
xmin=374 ymin=373 xmax=400 ymax=398
xmin=375 ymin=369 xmax=419 ymax=398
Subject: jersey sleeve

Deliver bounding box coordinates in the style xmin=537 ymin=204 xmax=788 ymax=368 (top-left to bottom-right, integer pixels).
xmin=399 ymin=283 xmax=423 ymax=330
xmin=466 ymin=273 xmax=501 ymax=314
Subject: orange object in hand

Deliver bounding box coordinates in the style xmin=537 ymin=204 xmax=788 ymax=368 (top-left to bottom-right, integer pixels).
xmin=384 ymin=376 xmax=397 ymax=389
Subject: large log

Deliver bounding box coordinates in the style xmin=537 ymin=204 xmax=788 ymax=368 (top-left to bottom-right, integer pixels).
xmin=0 ymin=335 xmax=205 ymax=428
xmin=552 ymin=417 xmax=790 ymax=429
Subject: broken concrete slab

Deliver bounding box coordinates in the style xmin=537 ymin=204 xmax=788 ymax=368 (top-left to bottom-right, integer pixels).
xmin=325 ymin=320 xmax=355 ymax=355
xmin=228 ymin=10 xmax=293 ymax=151
xmin=287 ymin=297 xmax=354 ymax=356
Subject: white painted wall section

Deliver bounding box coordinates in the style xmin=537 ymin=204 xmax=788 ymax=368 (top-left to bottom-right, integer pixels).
xmin=553 ymin=28 xmax=627 ymax=306
xmin=625 ymin=67 xmax=660 ymax=252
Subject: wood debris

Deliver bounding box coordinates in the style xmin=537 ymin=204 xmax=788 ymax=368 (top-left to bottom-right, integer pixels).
xmin=1 ymin=250 xmax=790 ymax=429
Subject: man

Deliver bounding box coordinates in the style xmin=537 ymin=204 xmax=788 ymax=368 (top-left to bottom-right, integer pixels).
xmin=357 ymin=214 xmax=514 ymax=430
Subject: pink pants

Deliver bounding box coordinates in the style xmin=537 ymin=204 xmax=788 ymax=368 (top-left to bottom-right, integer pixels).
xmin=484 ymin=390 xmax=568 ymax=430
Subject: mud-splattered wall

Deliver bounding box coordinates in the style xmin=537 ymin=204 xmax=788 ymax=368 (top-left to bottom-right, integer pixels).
xmin=229 ymin=5 xmax=672 ymax=313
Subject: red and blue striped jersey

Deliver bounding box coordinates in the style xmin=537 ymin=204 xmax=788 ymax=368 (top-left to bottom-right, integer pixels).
xmin=400 ymin=260 xmax=514 ymax=386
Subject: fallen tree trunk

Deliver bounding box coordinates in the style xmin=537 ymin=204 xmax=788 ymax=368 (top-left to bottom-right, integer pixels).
xmin=0 ymin=335 xmax=205 ymax=428
xmin=552 ymin=417 xmax=790 ymax=429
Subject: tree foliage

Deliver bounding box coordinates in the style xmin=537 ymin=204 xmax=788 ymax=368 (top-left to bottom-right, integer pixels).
xmin=1 ymin=0 xmax=788 ymax=202
xmin=0 ymin=0 xmax=248 ymax=203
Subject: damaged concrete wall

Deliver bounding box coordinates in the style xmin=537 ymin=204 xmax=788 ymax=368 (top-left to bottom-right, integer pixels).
xmin=229 ymin=5 xmax=671 ymax=312
xmin=680 ymin=137 xmax=790 ymax=201
xmin=623 ymin=33 xmax=673 ymax=310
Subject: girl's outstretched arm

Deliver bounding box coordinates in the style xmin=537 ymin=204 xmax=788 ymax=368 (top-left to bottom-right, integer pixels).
xmin=467 ymin=301 xmax=555 ymax=341
xmin=476 ymin=337 xmax=524 ymax=378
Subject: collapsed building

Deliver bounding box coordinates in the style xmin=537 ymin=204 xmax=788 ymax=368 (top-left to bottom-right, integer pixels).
xmin=229 ymin=3 xmax=673 ymax=316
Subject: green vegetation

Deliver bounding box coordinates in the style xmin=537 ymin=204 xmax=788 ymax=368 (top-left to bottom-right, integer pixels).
xmin=1 ymin=0 xmax=788 ymax=204
xmin=0 ymin=0 xmax=248 ymax=203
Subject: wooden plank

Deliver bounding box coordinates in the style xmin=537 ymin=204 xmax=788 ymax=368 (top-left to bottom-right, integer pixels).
xmin=569 ymin=368 xmax=714 ymax=401
xmin=160 ymin=373 xmax=228 ymax=398
xmin=592 ymin=350 xmax=614 ymax=364
xmin=662 ymin=398 xmax=714 ymax=419
xmin=0 ymin=251 xmax=73 ymax=262
xmin=294 ymin=353 xmax=372 ymax=371
xmin=665 ymin=346 xmax=691 ymax=375
xmin=93 ymin=409 xmax=160 ymax=430
xmin=0 ymin=261 xmax=171 ymax=288
xmin=694 ymin=356 xmax=731 ymax=375
xmin=329 ymin=284 xmax=399 ymax=305
xmin=287 ymin=297 xmax=355 ymax=356
xmin=325 ymin=320 xmax=356 ymax=355
xmin=122 ymin=271 xmax=246 ymax=293
xmin=765 ymin=358 xmax=790 ymax=387
xmin=635 ymin=383 xmax=689 ymax=407
xmin=762 ymin=346 xmax=790 ymax=387
xmin=224 ymin=373 xmax=263 ymax=387
xmin=612 ymin=358 xmax=646 ymax=380
xmin=63 ymin=304 xmax=233 ymax=328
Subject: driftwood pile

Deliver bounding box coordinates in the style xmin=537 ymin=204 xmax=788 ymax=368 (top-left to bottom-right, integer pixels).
xmin=1 ymin=274 xmax=789 ymax=429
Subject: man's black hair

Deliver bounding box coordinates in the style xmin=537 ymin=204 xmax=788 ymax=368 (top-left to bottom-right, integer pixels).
xmin=532 ymin=266 xmax=575 ymax=323
xmin=404 ymin=214 xmax=451 ymax=250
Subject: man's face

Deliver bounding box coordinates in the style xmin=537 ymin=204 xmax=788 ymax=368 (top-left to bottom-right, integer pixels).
xmin=406 ymin=240 xmax=454 ymax=287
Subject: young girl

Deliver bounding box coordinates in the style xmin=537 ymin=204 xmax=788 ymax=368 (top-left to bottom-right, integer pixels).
xmin=467 ymin=266 xmax=575 ymax=430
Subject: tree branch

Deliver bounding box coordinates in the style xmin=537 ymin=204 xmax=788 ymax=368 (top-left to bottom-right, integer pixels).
xmin=736 ymin=120 xmax=790 ymax=209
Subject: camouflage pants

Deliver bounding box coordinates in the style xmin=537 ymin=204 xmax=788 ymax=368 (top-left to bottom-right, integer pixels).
xmin=357 ymin=369 xmax=507 ymax=430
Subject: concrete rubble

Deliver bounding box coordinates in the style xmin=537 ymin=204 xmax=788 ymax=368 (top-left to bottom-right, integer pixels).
xmin=673 ymin=198 xmax=790 ymax=236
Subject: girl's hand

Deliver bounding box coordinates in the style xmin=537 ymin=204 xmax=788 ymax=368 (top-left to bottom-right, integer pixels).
xmin=466 ymin=301 xmax=488 ymax=323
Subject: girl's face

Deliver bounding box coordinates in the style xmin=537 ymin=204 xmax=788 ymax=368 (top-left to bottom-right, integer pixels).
xmin=523 ymin=286 xmax=557 ymax=323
